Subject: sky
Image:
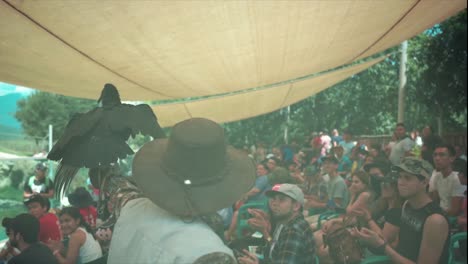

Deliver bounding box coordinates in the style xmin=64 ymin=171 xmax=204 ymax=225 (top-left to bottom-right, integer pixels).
xmin=0 ymin=82 xmax=35 ymax=97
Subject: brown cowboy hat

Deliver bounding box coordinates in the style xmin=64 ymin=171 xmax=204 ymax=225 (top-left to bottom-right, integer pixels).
xmin=132 ymin=118 xmax=256 ymax=216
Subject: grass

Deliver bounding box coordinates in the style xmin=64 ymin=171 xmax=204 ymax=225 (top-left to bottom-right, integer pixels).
xmin=0 ymin=138 xmax=45 ymax=156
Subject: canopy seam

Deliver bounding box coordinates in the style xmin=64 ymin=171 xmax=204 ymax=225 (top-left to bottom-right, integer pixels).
xmin=348 ymin=0 xmax=421 ymax=63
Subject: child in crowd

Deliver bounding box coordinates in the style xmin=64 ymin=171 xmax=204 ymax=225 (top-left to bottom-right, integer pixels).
xmin=68 ymin=187 xmax=98 ymax=231
xmin=23 ymin=194 xmax=62 ymax=243
xmin=47 ymin=207 xmax=102 ymax=264
xmin=301 ymin=165 xmax=328 ymax=216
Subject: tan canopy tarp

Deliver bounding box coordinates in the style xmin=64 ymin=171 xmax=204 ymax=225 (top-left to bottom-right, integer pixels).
xmin=154 ymin=56 xmax=385 ymax=127
xmin=0 ymin=0 xmax=466 ymax=124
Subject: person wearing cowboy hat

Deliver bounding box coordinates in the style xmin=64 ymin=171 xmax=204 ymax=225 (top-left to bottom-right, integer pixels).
xmin=105 ymin=118 xmax=255 ymax=264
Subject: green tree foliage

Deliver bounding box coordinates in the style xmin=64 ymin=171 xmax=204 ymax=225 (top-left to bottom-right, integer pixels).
xmin=225 ymin=10 xmax=467 ymax=147
xmin=417 ymin=11 xmax=467 ymax=132
xmin=15 ymin=92 xmax=96 ymax=144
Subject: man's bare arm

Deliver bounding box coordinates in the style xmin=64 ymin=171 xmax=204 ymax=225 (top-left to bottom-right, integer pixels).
xmin=417 ymin=214 xmax=449 ymax=264
xmin=382 ymin=214 xmax=448 ymax=264
xmin=446 ymin=196 xmax=463 ymax=216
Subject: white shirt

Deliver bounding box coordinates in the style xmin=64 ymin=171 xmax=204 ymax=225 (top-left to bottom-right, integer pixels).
xmin=77 ymin=227 xmax=102 ymax=263
xmin=429 ymin=171 xmax=466 ymax=211
xmin=389 ymin=137 xmax=415 ymax=165
xmin=108 ymin=198 xmax=233 ymax=264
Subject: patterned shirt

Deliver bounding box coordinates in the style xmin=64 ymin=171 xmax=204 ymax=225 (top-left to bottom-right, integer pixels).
xmin=95 ymin=173 xmax=227 ymax=254
xmin=263 ymin=214 xmax=316 ymax=264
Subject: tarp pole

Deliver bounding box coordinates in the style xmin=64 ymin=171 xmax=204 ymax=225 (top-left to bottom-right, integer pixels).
xmin=48 ymin=124 xmax=54 ymax=179
xmin=284 ymin=106 xmax=290 ymax=144
xmin=398 ymin=41 xmax=408 ymax=123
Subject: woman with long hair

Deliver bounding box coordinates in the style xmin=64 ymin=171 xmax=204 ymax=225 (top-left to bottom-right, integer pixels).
xmin=47 ymin=207 xmax=102 ymax=264
xmin=354 ymin=171 xmax=404 ymax=248
xmin=346 ymin=170 xmax=373 ymax=214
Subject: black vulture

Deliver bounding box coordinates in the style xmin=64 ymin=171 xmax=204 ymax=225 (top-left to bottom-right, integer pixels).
xmin=48 ymin=83 xmax=166 ymax=200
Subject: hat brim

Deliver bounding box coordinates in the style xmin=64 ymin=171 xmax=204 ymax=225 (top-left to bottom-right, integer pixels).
xmin=392 ymin=164 xmax=426 ymax=179
xmin=133 ymin=139 xmax=256 ymax=216
xmin=265 ymin=189 xmax=282 ymax=198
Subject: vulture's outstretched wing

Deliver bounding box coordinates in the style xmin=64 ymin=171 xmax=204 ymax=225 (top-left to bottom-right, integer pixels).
xmin=47 ymin=108 xmax=103 ymax=162
xmin=49 ymin=99 xmax=166 ymax=200
xmin=106 ymin=103 xmax=166 ymax=139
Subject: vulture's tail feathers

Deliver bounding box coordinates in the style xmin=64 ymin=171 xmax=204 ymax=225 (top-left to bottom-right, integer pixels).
xmin=54 ymin=163 xmax=80 ymax=201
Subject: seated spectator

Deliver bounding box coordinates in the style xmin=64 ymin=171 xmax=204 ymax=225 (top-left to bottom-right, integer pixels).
xmin=453 ymin=158 xmax=467 ymax=264
xmin=301 ymin=165 xmax=328 ymax=215
xmin=266 ymin=156 xmax=281 ymax=172
xmin=333 ymin=146 xmax=352 ymax=179
xmin=346 ymin=171 xmax=373 ymax=215
xmin=86 ymin=178 xmax=99 ymax=206
xmin=453 ymin=158 xmax=467 ymax=231
xmin=363 ymin=158 xmax=391 ymax=200
xmin=5 ymin=213 xmax=58 ymax=264
xmin=68 ymin=187 xmax=98 ymax=230
xmin=323 ymin=155 xmax=349 ymax=212
xmin=354 ymin=171 xmax=403 ymax=249
xmin=286 ymin=162 xmax=305 ymax=184
xmin=368 ymin=143 xmax=386 ymax=160
xmin=266 ymin=157 xmax=293 ymax=185
xmin=238 ymin=184 xmax=315 ymax=264
xmin=454 ymin=145 xmax=467 ymax=161
xmin=352 ymin=157 xmax=450 ymax=263
xmin=0 ymin=218 xmax=21 ymax=262
xmin=225 ymin=163 xmax=271 ymax=241
xmin=429 ymin=144 xmax=465 ymax=216
xmin=350 ymin=147 xmax=368 ymax=178
xmin=47 ymin=207 xmax=102 ymax=264
xmin=271 ymin=147 xmax=283 ymax=163
xmin=23 ymin=194 xmax=61 ymax=243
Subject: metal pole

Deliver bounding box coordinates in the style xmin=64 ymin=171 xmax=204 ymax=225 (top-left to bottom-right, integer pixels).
xmin=48 ymin=124 xmax=54 ymax=179
xmin=284 ymin=105 xmax=290 ymax=144
xmin=398 ymin=41 xmax=408 ymax=123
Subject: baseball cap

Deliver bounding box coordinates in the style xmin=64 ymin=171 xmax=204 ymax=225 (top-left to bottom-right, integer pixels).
xmin=266 ymin=184 xmax=304 ymax=205
xmin=393 ymin=157 xmax=433 ymax=180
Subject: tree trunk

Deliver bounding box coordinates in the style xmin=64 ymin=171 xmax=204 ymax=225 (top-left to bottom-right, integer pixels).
xmin=398 ymin=41 xmax=408 ymax=123
xmin=436 ymin=104 xmax=443 ymax=135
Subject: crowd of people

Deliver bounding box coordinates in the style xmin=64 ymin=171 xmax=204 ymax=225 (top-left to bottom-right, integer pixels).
xmin=231 ymin=123 xmax=466 ymax=264
xmin=1 ymin=119 xmax=467 ymax=264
